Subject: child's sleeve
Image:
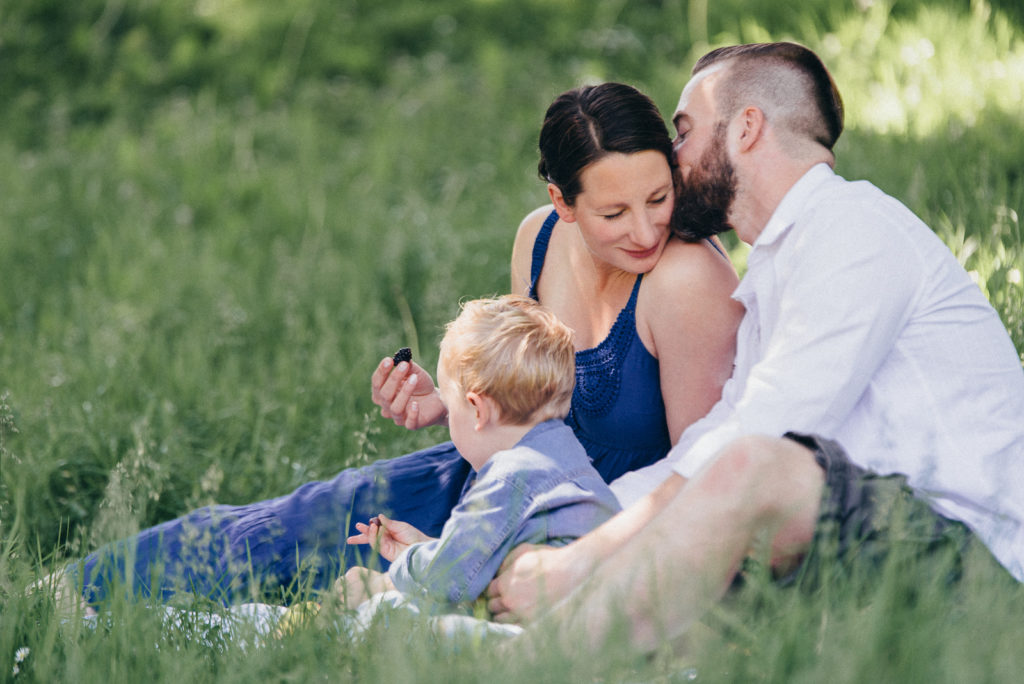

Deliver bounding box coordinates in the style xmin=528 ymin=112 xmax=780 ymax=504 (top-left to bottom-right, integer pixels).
xmin=388 ymin=474 xmax=531 ymax=605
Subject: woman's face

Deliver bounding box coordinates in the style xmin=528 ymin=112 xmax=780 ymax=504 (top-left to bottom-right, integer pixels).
xmin=563 ymin=150 xmax=674 ymax=275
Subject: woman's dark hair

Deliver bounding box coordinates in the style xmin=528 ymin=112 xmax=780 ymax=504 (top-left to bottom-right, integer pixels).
xmin=538 ymin=83 xmax=673 ymax=206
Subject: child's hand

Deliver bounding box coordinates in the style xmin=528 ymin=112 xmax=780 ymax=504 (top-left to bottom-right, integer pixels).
xmin=335 ymin=567 xmax=394 ymax=610
xmin=346 ymin=514 xmax=433 ymax=562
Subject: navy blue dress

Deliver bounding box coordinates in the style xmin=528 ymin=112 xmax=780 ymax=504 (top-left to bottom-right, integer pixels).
xmin=78 ymin=210 xmax=672 ymax=604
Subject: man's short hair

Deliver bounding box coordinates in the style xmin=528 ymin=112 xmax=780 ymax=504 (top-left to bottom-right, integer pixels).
xmin=695 ymin=42 xmax=844 ymax=151
xmin=440 ymin=295 xmax=575 ymax=425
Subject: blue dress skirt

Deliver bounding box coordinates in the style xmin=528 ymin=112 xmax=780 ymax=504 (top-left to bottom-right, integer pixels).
xmin=77 ymin=210 xmax=681 ymax=604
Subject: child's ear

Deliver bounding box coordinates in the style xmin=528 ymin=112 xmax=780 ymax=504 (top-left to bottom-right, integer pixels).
xmin=465 ymin=391 xmax=495 ymax=431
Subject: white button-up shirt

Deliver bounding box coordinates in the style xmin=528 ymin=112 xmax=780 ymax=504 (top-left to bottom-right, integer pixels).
xmin=657 ymin=163 xmax=1024 ymax=580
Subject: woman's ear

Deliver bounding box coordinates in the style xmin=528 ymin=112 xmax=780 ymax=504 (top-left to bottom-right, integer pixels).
xmin=547 ymin=183 xmax=577 ymax=223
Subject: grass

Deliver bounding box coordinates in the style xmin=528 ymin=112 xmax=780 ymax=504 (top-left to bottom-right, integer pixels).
xmin=1 ymin=0 xmax=1022 ymax=681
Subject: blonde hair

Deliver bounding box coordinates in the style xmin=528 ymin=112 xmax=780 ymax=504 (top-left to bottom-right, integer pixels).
xmin=440 ymin=295 xmax=575 ymax=426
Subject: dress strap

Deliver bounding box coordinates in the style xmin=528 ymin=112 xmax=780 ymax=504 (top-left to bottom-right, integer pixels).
xmin=529 ymin=209 xmax=560 ymax=300
xmin=626 ymin=270 xmax=644 ymax=309
xmin=705 ymin=236 xmax=728 ymax=260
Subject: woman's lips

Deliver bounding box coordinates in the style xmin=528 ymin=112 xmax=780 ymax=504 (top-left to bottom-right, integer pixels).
xmin=625 ymin=245 xmax=660 ymax=260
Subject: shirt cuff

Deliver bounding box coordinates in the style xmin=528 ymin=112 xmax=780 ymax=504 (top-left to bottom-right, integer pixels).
xmin=386 ymin=546 xmax=415 ymax=594
xmin=671 ymin=426 xmax=740 ymax=479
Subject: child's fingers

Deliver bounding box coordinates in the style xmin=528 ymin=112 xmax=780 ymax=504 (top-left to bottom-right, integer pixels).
xmin=377 ymin=514 xmax=398 ymax=535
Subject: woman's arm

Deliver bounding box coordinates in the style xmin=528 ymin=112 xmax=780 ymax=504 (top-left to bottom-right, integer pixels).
xmin=637 ymin=238 xmax=743 ymax=443
xmin=510 ymin=205 xmax=554 ymax=295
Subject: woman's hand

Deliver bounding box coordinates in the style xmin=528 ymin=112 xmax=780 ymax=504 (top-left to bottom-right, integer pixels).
xmin=370 ymin=357 xmax=447 ymax=430
xmin=335 ymin=567 xmax=394 ymax=610
xmin=346 ymin=513 xmax=433 ymax=562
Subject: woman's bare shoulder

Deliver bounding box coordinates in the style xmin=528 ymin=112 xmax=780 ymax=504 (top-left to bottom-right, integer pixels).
xmin=515 ymin=205 xmax=555 ymax=244
xmin=644 ymin=238 xmax=740 ymax=301
xmin=510 ymin=205 xmax=556 ymax=294
xmin=638 ymin=237 xmax=744 ymax=439
xmin=637 ymin=237 xmax=742 ymax=348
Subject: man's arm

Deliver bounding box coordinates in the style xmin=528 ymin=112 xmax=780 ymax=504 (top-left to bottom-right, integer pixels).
xmin=679 ymin=198 xmax=923 ymax=475
xmin=511 ymin=436 xmax=823 ymax=654
xmin=486 ymin=473 xmax=686 ymax=622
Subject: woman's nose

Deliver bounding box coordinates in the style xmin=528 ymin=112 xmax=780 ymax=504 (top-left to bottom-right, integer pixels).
xmin=633 ymin=211 xmax=663 ymax=245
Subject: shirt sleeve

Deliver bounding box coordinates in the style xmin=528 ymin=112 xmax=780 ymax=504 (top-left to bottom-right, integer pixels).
xmin=676 ymin=198 xmax=925 ymax=477
xmin=388 ymin=473 xmax=531 ymax=604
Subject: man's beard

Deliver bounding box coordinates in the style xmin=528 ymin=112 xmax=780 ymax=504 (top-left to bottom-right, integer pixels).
xmin=671 ymin=126 xmax=737 ymax=242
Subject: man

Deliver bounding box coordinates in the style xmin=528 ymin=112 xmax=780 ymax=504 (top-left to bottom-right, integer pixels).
xmin=485 ymin=42 xmax=1024 ymax=650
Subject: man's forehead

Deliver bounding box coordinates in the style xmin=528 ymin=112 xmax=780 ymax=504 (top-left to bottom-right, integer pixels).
xmin=673 ymin=64 xmax=726 ymax=124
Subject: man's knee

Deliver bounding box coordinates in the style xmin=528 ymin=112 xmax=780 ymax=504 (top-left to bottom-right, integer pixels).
xmin=712 ymin=435 xmax=824 ymax=517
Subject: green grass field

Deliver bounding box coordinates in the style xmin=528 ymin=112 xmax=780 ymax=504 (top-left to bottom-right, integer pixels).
xmin=1 ymin=0 xmax=1022 ymax=681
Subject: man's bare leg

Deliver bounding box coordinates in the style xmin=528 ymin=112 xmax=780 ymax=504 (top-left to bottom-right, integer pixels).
xmin=528 ymin=435 xmax=825 ymax=652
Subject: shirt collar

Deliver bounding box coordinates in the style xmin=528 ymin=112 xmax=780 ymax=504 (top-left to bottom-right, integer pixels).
xmin=751 ymin=163 xmax=835 ymax=250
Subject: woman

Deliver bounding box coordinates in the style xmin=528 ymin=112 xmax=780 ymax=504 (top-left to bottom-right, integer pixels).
xmin=76 ymin=83 xmax=741 ymax=605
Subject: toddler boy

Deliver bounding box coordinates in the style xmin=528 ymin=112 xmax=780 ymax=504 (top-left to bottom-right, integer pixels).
xmin=340 ymin=294 xmax=620 ymax=608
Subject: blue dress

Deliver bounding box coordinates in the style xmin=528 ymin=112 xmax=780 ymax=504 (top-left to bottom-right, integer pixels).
xmin=78 ymin=210 xmax=672 ymax=604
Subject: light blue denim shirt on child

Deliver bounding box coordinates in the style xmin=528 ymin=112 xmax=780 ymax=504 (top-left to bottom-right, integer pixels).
xmin=388 ymin=419 xmax=621 ymax=606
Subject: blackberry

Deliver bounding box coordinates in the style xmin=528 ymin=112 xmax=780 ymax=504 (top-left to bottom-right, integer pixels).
xmin=392 ymin=347 xmax=412 ymax=364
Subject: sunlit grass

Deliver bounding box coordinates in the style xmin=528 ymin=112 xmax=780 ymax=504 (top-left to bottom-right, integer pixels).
xmin=820 ymin=0 xmax=1023 ymax=138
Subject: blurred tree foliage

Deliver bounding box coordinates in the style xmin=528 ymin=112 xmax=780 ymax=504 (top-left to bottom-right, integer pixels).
xmin=7 ymin=0 xmax=1017 ymax=145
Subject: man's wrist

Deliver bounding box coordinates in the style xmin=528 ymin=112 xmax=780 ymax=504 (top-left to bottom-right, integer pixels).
xmin=560 ymin=539 xmax=600 ymax=588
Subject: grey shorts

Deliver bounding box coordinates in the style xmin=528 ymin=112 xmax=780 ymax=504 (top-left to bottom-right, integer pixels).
xmin=783 ymin=432 xmax=971 ymax=585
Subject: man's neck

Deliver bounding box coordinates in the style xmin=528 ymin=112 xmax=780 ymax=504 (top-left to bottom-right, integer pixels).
xmin=733 ymin=152 xmax=834 ymax=245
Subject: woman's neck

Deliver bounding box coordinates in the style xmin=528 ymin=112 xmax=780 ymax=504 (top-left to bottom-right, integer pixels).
xmin=568 ymin=233 xmax=636 ymax=296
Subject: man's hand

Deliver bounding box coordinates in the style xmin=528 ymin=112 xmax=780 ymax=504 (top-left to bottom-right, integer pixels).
xmin=485 ymin=543 xmax=579 ymax=624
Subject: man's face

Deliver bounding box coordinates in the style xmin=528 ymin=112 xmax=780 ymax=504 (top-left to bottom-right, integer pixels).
xmin=671 ymin=122 xmax=737 ymax=241
xmin=670 ymin=67 xmax=738 ymax=241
